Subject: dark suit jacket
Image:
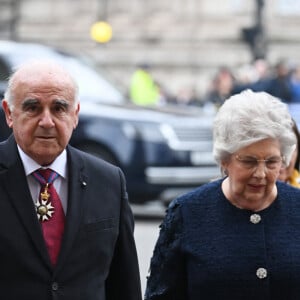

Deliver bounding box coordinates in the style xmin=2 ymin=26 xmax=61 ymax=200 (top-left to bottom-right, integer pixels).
xmin=0 ymin=135 xmax=142 ymax=300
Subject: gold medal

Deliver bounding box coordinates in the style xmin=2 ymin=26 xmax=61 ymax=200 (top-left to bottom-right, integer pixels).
xmin=35 ymin=184 xmax=55 ymax=221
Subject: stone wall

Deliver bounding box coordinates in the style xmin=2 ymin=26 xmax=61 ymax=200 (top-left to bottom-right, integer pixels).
xmin=1 ymin=0 xmax=300 ymax=99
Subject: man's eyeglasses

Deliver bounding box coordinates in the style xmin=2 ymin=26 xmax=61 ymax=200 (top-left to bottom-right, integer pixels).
xmin=235 ymin=155 xmax=284 ymax=170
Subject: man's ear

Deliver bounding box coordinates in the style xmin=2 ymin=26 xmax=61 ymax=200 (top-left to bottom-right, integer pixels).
xmin=73 ymin=102 xmax=80 ymax=129
xmin=2 ymin=100 xmax=13 ymax=128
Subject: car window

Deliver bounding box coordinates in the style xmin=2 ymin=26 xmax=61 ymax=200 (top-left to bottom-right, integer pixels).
xmin=0 ymin=57 xmax=10 ymax=98
xmin=60 ymin=55 xmax=124 ymax=104
xmin=4 ymin=45 xmax=124 ymax=104
xmin=0 ymin=57 xmax=10 ymax=81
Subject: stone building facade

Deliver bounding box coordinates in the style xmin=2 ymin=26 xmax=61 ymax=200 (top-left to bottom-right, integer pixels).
xmin=1 ymin=0 xmax=300 ymax=99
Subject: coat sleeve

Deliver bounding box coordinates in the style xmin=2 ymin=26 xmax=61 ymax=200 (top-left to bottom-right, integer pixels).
xmin=144 ymin=199 xmax=187 ymax=300
xmin=105 ymin=169 xmax=142 ymax=300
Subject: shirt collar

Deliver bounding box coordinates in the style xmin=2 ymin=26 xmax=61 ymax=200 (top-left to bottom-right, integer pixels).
xmin=17 ymin=145 xmax=68 ymax=179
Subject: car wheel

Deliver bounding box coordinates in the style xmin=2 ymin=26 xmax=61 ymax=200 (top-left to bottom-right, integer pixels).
xmin=75 ymin=143 xmax=118 ymax=166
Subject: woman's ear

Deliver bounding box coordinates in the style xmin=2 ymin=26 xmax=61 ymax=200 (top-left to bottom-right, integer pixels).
xmin=221 ymin=159 xmax=229 ymax=176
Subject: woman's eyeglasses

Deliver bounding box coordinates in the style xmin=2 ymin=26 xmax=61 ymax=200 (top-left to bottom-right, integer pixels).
xmin=235 ymin=155 xmax=284 ymax=170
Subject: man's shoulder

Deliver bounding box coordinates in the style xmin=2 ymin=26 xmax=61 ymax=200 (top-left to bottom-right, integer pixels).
xmin=67 ymin=145 xmax=125 ymax=191
xmin=0 ymin=135 xmax=14 ymax=149
xmin=0 ymin=136 xmax=17 ymax=165
xmin=67 ymin=145 xmax=119 ymax=173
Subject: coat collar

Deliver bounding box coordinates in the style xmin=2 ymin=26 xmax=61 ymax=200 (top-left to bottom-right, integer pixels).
xmin=0 ymin=135 xmax=89 ymax=271
xmin=54 ymin=145 xmax=88 ymax=273
xmin=0 ymin=136 xmax=50 ymax=265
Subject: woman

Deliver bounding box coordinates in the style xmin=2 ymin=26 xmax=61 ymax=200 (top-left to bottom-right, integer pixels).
xmin=145 ymin=90 xmax=300 ymax=300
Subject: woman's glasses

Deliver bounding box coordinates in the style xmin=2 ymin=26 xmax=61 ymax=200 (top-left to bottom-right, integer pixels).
xmin=235 ymin=155 xmax=283 ymax=170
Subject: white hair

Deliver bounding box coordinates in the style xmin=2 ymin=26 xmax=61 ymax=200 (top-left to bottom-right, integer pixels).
xmin=213 ymin=89 xmax=296 ymax=165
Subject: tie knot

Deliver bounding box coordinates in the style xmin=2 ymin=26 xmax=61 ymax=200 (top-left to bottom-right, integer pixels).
xmin=38 ymin=168 xmax=52 ymax=181
xmin=33 ymin=168 xmax=59 ymax=185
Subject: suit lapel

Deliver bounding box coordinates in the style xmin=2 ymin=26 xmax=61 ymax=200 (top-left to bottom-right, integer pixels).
xmin=0 ymin=138 xmax=89 ymax=272
xmin=0 ymin=137 xmax=51 ymax=266
xmin=54 ymin=146 xmax=88 ymax=273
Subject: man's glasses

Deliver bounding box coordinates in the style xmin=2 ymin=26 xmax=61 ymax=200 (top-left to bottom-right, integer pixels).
xmin=235 ymin=155 xmax=284 ymax=170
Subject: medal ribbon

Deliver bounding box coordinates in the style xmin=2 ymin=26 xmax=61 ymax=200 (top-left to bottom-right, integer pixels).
xmin=32 ymin=168 xmax=65 ymax=266
xmin=32 ymin=170 xmax=59 ymax=186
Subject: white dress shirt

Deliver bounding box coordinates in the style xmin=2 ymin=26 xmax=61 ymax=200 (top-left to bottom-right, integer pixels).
xmin=17 ymin=145 xmax=68 ymax=214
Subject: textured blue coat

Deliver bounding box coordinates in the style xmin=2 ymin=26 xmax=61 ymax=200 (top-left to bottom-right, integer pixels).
xmin=145 ymin=179 xmax=300 ymax=300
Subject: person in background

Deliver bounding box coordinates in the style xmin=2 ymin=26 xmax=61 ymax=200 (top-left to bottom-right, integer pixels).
xmin=129 ymin=63 xmax=161 ymax=106
xmin=278 ymin=119 xmax=300 ymax=187
xmin=145 ymin=89 xmax=300 ymax=300
xmin=266 ymin=59 xmax=293 ymax=103
xmin=203 ymin=66 xmax=235 ymax=108
xmin=289 ymin=65 xmax=300 ymax=103
xmin=0 ymin=60 xmax=142 ymax=300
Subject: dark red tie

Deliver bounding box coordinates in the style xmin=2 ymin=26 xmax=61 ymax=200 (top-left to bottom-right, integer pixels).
xmin=33 ymin=168 xmax=65 ymax=266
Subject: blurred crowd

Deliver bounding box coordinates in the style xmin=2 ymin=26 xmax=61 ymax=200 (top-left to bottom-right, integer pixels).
xmin=129 ymin=59 xmax=300 ymax=109
xmin=128 ymin=59 xmax=300 ymax=189
xmin=203 ymin=58 xmax=300 ymax=109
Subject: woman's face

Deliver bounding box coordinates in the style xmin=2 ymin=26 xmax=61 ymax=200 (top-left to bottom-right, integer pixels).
xmin=222 ymin=138 xmax=283 ymax=210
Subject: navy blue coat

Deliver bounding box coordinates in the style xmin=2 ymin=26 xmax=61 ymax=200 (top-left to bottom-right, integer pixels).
xmin=0 ymin=135 xmax=142 ymax=300
xmin=145 ymin=178 xmax=300 ymax=300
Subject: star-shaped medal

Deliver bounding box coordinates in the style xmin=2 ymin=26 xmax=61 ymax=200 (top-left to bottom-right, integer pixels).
xmin=35 ymin=198 xmax=55 ymax=222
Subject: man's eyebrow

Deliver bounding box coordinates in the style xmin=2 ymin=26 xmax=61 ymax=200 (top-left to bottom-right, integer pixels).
xmin=54 ymin=99 xmax=69 ymax=108
xmin=21 ymin=98 xmax=70 ymax=110
xmin=21 ymin=98 xmax=39 ymax=109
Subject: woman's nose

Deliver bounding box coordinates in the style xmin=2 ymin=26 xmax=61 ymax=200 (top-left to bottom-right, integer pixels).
xmin=253 ymin=161 xmax=267 ymax=178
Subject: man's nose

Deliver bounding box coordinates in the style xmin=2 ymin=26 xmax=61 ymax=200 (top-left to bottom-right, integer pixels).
xmin=39 ymin=110 xmax=55 ymax=127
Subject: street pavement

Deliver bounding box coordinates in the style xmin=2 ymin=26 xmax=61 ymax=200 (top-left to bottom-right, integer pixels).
xmin=132 ymin=200 xmax=165 ymax=294
xmin=134 ymin=218 xmax=162 ymax=295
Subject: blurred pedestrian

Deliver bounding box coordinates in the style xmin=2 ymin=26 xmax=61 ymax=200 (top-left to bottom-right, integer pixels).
xmin=129 ymin=63 xmax=161 ymax=106
xmin=145 ymin=90 xmax=300 ymax=300
xmin=290 ymin=64 xmax=300 ymax=103
xmin=0 ymin=60 xmax=142 ymax=300
xmin=278 ymin=119 xmax=300 ymax=187
xmin=266 ymin=59 xmax=293 ymax=102
xmin=203 ymin=66 xmax=235 ymax=108
xmin=173 ymin=86 xmax=201 ymax=107
xmin=247 ymin=58 xmax=271 ymax=92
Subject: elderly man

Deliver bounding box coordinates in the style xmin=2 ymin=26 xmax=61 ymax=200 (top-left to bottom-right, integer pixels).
xmin=0 ymin=60 xmax=142 ymax=300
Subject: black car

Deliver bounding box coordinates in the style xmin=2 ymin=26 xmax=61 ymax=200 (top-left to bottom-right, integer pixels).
xmin=0 ymin=40 xmax=220 ymax=204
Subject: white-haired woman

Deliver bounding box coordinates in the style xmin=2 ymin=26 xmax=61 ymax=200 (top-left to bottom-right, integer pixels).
xmin=145 ymin=90 xmax=300 ymax=300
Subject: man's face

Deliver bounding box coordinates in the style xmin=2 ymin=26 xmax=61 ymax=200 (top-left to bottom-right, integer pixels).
xmin=2 ymin=70 xmax=80 ymax=166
